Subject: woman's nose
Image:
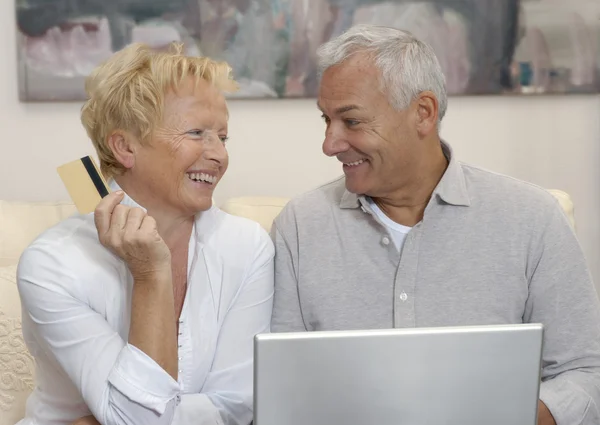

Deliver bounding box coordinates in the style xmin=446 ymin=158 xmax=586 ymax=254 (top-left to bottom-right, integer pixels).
xmin=205 ymin=140 xmax=227 ymax=164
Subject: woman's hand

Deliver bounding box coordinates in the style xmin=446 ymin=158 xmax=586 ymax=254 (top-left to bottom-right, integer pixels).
xmin=94 ymin=191 xmax=172 ymax=279
xmin=70 ymin=415 xmax=100 ymax=425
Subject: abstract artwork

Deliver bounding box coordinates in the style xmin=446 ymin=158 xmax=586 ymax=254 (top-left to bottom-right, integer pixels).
xmin=15 ymin=0 xmax=600 ymax=101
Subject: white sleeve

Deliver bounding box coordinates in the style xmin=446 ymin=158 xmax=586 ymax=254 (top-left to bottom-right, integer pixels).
xmin=172 ymin=227 xmax=274 ymax=425
xmin=17 ymin=245 xmax=181 ymax=425
xmin=172 ymin=394 xmax=224 ymax=425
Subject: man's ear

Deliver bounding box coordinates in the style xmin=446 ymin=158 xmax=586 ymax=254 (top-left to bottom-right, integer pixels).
xmin=415 ymin=91 xmax=439 ymax=137
xmin=107 ymin=130 xmax=136 ymax=170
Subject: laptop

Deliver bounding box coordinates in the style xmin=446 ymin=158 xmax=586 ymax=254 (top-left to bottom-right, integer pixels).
xmin=254 ymin=323 xmax=543 ymax=425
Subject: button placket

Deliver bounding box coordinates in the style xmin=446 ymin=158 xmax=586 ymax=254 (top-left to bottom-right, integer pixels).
xmin=177 ymin=319 xmax=186 ymax=384
xmin=177 ymin=319 xmax=183 ymax=360
xmin=393 ymin=228 xmax=421 ymax=327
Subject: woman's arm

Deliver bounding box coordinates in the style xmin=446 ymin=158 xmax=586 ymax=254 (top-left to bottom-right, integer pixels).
xmin=18 ymin=193 xmax=182 ymax=425
xmin=94 ymin=192 xmax=179 ymax=380
xmin=18 ymin=246 xmax=180 ymax=425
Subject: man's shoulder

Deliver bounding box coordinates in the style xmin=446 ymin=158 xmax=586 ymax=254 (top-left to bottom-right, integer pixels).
xmin=460 ymin=162 xmax=564 ymax=216
xmin=275 ymin=176 xmax=346 ymax=224
xmin=289 ymin=176 xmax=346 ymax=210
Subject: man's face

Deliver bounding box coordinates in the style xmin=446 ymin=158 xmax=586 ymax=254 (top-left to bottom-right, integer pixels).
xmin=318 ymin=53 xmax=421 ymax=198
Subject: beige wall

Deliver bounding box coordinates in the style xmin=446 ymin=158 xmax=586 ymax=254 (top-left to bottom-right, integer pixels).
xmin=2 ymin=0 xmax=600 ymax=290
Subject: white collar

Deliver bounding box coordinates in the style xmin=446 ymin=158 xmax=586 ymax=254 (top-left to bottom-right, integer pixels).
xmin=108 ymin=179 xmax=147 ymax=211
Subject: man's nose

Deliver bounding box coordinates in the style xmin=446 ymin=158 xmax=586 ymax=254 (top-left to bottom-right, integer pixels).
xmin=322 ymin=127 xmax=349 ymax=157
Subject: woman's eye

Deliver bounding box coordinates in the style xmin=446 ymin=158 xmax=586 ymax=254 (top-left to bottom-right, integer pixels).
xmin=220 ymin=136 xmax=229 ymax=144
xmin=188 ymin=129 xmax=205 ymax=137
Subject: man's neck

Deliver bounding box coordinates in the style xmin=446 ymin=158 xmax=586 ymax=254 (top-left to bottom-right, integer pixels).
xmin=372 ymin=142 xmax=448 ymax=227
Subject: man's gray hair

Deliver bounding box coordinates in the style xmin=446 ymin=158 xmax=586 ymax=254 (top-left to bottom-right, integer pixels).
xmin=317 ymin=24 xmax=448 ymax=123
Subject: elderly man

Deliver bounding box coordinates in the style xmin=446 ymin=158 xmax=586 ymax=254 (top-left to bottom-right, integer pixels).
xmin=270 ymin=24 xmax=600 ymax=425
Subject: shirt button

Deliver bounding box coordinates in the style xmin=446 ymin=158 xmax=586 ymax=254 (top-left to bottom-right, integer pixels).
xmin=382 ymin=236 xmax=390 ymax=245
xmin=399 ymin=292 xmax=408 ymax=301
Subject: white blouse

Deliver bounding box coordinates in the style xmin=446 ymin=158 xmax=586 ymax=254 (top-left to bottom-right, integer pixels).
xmin=16 ymin=189 xmax=274 ymax=425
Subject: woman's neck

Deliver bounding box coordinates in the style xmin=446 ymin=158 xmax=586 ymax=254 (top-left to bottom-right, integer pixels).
xmin=112 ymin=176 xmax=195 ymax=251
xmin=153 ymin=212 xmax=195 ymax=252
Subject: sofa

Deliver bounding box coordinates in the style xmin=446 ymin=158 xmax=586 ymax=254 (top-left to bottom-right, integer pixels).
xmin=0 ymin=190 xmax=574 ymax=424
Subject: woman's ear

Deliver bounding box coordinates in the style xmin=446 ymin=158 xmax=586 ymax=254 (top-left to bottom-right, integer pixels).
xmin=108 ymin=131 xmax=136 ymax=170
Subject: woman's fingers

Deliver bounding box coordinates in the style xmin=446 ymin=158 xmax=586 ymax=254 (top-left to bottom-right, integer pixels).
xmin=110 ymin=204 xmax=129 ymax=230
xmin=93 ymin=191 xmax=125 ymax=236
xmin=123 ymin=207 xmax=146 ymax=234
xmin=140 ymin=214 xmax=158 ymax=233
xmin=93 ymin=193 xmax=170 ymax=276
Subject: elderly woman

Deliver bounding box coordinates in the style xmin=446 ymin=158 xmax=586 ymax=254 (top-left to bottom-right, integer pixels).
xmin=16 ymin=43 xmax=273 ymax=425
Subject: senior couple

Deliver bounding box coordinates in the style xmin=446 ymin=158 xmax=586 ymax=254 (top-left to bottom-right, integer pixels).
xmin=16 ymin=24 xmax=600 ymax=425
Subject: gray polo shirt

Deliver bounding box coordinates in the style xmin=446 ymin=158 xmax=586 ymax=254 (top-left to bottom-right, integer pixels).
xmin=271 ymin=141 xmax=600 ymax=425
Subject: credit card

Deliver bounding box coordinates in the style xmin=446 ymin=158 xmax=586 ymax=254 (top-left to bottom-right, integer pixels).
xmin=57 ymin=156 xmax=110 ymax=214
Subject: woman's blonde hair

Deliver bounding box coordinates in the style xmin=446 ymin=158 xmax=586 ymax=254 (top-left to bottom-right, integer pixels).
xmin=80 ymin=42 xmax=238 ymax=178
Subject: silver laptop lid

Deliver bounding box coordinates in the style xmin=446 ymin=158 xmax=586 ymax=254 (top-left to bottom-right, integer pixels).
xmin=254 ymin=324 xmax=543 ymax=425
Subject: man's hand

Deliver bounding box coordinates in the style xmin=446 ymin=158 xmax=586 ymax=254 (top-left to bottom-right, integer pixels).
xmin=70 ymin=415 xmax=100 ymax=425
xmin=538 ymin=400 xmax=557 ymax=425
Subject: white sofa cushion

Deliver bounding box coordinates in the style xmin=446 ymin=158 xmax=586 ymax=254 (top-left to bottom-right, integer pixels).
xmin=0 ymin=264 xmax=35 ymax=425
xmin=220 ymin=197 xmax=290 ymax=233
xmin=547 ymin=189 xmax=576 ymax=230
xmin=0 ymin=201 xmax=76 ymax=266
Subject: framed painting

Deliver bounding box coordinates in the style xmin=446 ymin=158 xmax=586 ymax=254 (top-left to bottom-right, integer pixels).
xmin=15 ymin=0 xmax=600 ymax=101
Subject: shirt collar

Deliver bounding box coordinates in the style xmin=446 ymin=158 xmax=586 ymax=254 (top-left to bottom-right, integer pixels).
xmin=339 ymin=140 xmax=471 ymax=209
xmin=433 ymin=140 xmax=471 ymax=207
xmin=108 ymin=179 xmax=146 ymax=210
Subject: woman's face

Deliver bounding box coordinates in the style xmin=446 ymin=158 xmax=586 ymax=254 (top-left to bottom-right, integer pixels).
xmin=129 ymin=77 xmax=229 ymax=217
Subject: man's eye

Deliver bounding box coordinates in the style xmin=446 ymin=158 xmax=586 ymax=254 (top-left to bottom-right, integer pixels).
xmin=321 ymin=114 xmax=330 ymax=124
xmin=345 ymin=119 xmax=359 ymax=126
xmin=220 ymin=136 xmax=229 ymax=144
